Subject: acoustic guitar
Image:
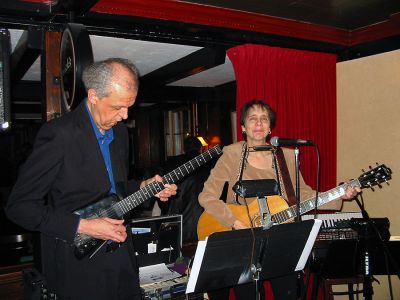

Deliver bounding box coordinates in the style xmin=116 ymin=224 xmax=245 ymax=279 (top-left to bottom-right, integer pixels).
xmin=197 ymin=164 xmax=391 ymax=240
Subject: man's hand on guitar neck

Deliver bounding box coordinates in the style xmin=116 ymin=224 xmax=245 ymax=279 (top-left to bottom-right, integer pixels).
xmin=140 ymin=174 xmax=178 ymax=201
xmin=78 ymin=217 xmax=127 ymax=243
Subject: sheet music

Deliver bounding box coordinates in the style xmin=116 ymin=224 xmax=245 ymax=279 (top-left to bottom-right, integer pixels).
xmin=139 ymin=263 xmax=181 ymax=285
xmin=185 ymin=238 xmax=208 ymax=294
xmin=295 ymin=219 xmax=322 ymax=271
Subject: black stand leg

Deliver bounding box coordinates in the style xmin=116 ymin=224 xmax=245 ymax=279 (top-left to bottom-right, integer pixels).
xmin=362 ymin=249 xmax=373 ymax=300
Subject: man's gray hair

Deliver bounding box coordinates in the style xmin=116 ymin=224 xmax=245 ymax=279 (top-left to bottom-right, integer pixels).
xmin=82 ymin=58 xmax=139 ymax=98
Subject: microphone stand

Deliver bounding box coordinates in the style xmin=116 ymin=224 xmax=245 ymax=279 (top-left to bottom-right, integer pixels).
xmin=294 ymin=147 xmax=301 ymax=222
xmin=248 ymin=145 xmax=277 ymax=300
xmin=293 ymin=146 xmax=304 ymax=300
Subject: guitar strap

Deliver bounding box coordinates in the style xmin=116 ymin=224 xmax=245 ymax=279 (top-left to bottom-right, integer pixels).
xmin=234 ymin=142 xmax=249 ymax=204
xmin=275 ymin=147 xmax=296 ymax=206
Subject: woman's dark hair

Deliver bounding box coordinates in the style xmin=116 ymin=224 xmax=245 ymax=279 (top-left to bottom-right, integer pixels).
xmin=239 ymin=99 xmax=276 ymax=129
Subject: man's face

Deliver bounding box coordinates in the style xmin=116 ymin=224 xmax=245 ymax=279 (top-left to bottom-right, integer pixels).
xmin=89 ymin=66 xmax=137 ymax=132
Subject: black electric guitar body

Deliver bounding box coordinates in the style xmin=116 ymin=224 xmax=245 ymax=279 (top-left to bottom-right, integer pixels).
xmin=73 ymin=145 xmax=222 ymax=259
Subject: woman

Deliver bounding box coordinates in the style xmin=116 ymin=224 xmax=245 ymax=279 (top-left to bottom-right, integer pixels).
xmin=198 ymin=99 xmax=359 ymax=300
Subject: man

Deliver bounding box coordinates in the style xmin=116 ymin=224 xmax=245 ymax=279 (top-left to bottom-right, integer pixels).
xmin=163 ymin=136 xmax=204 ymax=174
xmin=5 ymin=58 xmax=177 ymax=300
xmin=161 ymin=136 xmax=216 ymax=245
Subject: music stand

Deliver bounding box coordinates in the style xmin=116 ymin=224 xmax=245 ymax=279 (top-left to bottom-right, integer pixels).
xmin=186 ymin=219 xmax=322 ymax=299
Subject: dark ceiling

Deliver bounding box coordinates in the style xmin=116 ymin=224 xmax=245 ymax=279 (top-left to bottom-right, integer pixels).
xmin=183 ymin=0 xmax=400 ymax=30
xmin=0 ymin=0 xmax=400 ymax=119
xmin=1 ymin=0 xmax=399 ymax=48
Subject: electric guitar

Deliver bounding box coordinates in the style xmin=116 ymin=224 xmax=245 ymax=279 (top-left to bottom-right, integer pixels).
xmin=73 ymin=145 xmax=222 ymax=259
xmin=197 ymin=164 xmax=392 ymax=240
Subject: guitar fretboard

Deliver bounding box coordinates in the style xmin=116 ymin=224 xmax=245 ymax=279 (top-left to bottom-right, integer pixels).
xmin=271 ymin=179 xmax=360 ymax=224
xmin=113 ymin=146 xmax=221 ymax=216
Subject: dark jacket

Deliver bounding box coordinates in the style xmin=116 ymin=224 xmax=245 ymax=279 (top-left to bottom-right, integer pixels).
xmin=163 ymin=152 xmax=215 ymax=243
xmin=6 ymin=101 xmax=141 ymax=300
xmin=166 ymin=167 xmax=210 ymax=243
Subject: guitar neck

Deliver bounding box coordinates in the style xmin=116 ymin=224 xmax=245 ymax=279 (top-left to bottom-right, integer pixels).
xmin=112 ymin=146 xmax=221 ymax=216
xmin=272 ymin=179 xmax=361 ymax=224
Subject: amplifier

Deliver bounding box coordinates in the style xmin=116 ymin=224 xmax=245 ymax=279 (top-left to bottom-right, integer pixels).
xmin=131 ymin=215 xmax=183 ymax=268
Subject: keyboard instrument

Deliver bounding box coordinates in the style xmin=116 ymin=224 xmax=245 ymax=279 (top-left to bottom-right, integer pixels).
xmin=304 ymin=213 xmax=391 ymax=277
xmin=302 ymin=212 xmax=362 ymax=241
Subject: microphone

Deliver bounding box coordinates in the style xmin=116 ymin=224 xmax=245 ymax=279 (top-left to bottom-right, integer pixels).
xmin=270 ymin=136 xmax=314 ymax=147
xmin=251 ymin=145 xmax=275 ymax=151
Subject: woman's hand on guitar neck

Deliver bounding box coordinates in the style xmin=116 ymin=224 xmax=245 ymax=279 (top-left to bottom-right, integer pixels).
xmin=232 ymin=220 xmax=248 ymax=230
xmin=341 ymin=182 xmax=362 ymax=200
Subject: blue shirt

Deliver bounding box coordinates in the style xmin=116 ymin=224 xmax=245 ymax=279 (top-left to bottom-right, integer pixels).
xmin=86 ymin=102 xmax=116 ymax=194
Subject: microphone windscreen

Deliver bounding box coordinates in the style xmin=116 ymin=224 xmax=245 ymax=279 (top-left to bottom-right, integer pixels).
xmin=270 ymin=136 xmax=279 ymax=146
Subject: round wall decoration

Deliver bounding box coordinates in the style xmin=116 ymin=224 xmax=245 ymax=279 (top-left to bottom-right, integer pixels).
xmin=60 ymin=23 xmax=93 ymax=112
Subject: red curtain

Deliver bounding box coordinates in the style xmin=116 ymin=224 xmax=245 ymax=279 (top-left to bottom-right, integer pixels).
xmin=227 ymin=44 xmax=337 ymax=192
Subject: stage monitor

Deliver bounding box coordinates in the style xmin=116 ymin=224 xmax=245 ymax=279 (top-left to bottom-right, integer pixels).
xmin=0 ymin=28 xmax=11 ymax=131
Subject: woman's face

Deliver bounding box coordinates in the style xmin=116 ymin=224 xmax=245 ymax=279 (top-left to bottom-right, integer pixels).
xmin=241 ymin=105 xmax=271 ymax=145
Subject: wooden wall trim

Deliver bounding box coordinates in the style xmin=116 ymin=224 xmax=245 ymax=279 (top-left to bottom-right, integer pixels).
xmin=350 ymin=13 xmax=400 ymax=45
xmin=21 ymin=0 xmax=400 ymax=48
xmin=91 ymin=0 xmax=350 ymax=46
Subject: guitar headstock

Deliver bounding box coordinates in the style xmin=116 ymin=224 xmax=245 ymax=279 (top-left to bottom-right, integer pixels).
xmin=358 ymin=164 xmax=392 ymax=190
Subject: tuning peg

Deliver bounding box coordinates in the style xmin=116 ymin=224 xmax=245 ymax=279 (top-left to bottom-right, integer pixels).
xmin=362 ymin=168 xmax=366 ymax=173
xmin=385 ymin=180 xmax=390 ymax=186
xmin=369 ymin=165 xmax=372 ymax=169
xmin=376 ymin=162 xmax=379 ymax=166
xmin=378 ymin=183 xmax=382 ymax=189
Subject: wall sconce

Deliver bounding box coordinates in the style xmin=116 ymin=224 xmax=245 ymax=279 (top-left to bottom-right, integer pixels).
xmin=197 ymin=136 xmax=208 ymax=147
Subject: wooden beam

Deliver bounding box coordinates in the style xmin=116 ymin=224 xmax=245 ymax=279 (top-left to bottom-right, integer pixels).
xmin=141 ymin=47 xmax=226 ymax=85
xmin=44 ymin=31 xmax=62 ymax=121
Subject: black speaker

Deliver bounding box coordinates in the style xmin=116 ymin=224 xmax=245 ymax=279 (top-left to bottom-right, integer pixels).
xmin=0 ymin=28 xmax=11 ymax=131
xmin=60 ymin=23 xmax=93 ymax=112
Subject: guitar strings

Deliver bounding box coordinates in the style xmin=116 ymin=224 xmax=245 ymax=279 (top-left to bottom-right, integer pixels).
xmin=90 ymin=147 xmax=221 ymax=224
